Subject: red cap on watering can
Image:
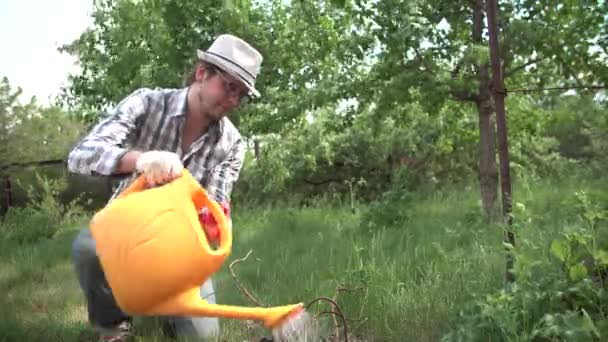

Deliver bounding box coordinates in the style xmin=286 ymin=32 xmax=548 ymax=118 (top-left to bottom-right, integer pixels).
xmin=198 ymin=201 xmax=230 ymax=244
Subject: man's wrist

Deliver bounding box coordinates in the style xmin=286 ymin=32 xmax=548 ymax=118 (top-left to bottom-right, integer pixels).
xmin=115 ymin=150 xmax=143 ymax=174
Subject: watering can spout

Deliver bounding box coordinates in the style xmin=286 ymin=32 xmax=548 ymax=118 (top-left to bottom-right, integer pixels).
xmin=152 ymin=287 xmax=304 ymax=328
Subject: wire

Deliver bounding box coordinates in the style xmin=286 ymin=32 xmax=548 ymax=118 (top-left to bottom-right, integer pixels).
xmin=506 ymin=85 xmax=607 ymax=93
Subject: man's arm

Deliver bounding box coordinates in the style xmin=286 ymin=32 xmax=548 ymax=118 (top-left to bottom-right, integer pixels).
xmin=204 ymin=138 xmax=246 ymax=204
xmin=115 ymin=151 xmax=143 ymax=174
xmin=67 ymin=89 xmax=150 ymax=176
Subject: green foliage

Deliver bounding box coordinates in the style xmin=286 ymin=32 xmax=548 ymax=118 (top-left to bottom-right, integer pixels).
xmin=57 ymin=0 xmax=608 ymax=215
xmin=0 ymin=77 xmax=85 ymax=168
xmin=0 ymin=169 xmax=606 ymax=341
xmin=223 ymin=179 xmax=504 ymax=341
xmin=1 ymin=174 xmax=86 ymax=245
xmin=0 ymin=76 xmax=87 ymax=214
xmin=442 ymin=189 xmax=608 ymax=342
xmin=358 ymin=168 xmax=415 ymax=230
xmin=503 ymin=94 xmax=608 ymax=179
xmin=238 ymin=98 xmax=482 ymax=203
xmin=59 ymin=0 xmax=353 ymax=136
xmin=545 ymin=95 xmax=608 ymax=169
xmin=349 ymin=0 xmax=608 ymax=112
xmin=235 ymin=88 xmax=608 ymax=205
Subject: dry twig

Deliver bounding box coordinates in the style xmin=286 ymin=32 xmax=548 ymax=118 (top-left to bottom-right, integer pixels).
xmin=306 ymin=296 xmax=349 ymax=342
xmin=228 ymin=251 xmax=356 ymax=342
xmin=229 ymin=249 xmax=265 ymax=307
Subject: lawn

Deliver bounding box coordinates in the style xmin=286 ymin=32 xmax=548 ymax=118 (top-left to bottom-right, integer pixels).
xmin=1 ymin=174 xmax=606 ymax=341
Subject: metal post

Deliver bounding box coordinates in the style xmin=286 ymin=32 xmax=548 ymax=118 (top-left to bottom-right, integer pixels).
xmin=486 ymin=0 xmax=515 ymax=283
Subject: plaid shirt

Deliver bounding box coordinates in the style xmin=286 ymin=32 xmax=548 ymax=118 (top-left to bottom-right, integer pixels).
xmin=67 ymin=87 xmax=246 ymax=204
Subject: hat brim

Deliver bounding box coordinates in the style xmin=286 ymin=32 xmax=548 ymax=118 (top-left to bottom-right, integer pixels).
xmin=197 ymin=50 xmax=261 ymax=98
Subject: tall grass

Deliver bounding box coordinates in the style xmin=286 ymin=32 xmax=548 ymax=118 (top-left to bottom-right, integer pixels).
xmin=0 ymin=173 xmax=605 ymax=341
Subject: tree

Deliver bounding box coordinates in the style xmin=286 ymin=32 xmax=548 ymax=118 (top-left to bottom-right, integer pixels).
xmin=345 ymin=0 xmax=608 ymax=219
xmin=0 ymin=77 xmax=84 ymax=214
xmin=58 ymin=0 xmax=351 ymax=135
xmin=59 ymin=0 xmax=608 ymax=217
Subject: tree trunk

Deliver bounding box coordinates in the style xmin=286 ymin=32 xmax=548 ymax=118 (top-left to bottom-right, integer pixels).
xmin=477 ymin=66 xmax=499 ymax=221
xmin=487 ymin=0 xmax=516 ymax=283
xmin=472 ymin=0 xmax=499 ymax=221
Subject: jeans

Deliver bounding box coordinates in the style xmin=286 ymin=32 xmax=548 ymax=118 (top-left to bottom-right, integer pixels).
xmin=71 ymin=227 xmax=220 ymax=339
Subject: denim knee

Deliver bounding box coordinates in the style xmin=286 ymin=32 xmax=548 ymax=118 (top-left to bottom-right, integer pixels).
xmin=72 ymin=227 xmax=97 ymax=263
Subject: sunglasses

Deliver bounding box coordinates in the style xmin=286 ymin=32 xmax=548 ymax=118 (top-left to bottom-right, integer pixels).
xmin=215 ymin=69 xmax=251 ymax=105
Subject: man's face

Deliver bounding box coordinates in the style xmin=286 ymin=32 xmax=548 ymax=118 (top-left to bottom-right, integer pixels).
xmin=196 ymin=65 xmax=250 ymax=121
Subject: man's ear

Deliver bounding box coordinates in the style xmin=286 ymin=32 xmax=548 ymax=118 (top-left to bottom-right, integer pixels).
xmin=195 ymin=65 xmax=206 ymax=82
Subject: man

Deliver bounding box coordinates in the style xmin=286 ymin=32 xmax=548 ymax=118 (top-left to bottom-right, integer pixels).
xmin=68 ymin=34 xmax=263 ymax=342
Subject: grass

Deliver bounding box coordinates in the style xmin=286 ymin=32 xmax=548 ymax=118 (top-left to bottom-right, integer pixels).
xmin=0 ymin=173 xmax=606 ymax=341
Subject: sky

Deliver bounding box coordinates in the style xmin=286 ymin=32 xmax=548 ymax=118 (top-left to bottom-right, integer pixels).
xmin=0 ymin=0 xmax=94 ymax=105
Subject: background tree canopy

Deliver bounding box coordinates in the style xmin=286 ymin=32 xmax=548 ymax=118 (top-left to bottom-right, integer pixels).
xmin=55 ymin=0 xmax=608 ymax=216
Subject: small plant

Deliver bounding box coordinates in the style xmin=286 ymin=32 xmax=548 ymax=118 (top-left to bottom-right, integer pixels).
xmin=442 ymin=190 xmax=608 ymax=342
xmin=1 ymin=173 xmax=86 ymax=245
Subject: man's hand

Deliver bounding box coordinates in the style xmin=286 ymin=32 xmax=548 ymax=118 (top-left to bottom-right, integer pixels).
xmin=135 ymin=151 xmax=183 ymax=187
xmin=198 ymin=201 xmax=231 ymax=244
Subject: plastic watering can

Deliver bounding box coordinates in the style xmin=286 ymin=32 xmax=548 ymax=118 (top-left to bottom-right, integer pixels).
xmin=89 ymin=170 xmax=303 ymax=328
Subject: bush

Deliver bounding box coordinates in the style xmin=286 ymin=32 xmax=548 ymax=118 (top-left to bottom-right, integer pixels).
xmin=358 ymin=168 xmax=416 ymax=231
xmin=442 ymin=190 xmax=608 ymax=341
xmin=1 ymin=174 xmax=86 ymax=245
xmin=236 ymin=99 xmax=479 ymax=204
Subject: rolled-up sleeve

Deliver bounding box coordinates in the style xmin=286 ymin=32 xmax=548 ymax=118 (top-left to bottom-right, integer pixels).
xmin=204 ymin=138 xmax=246 ymax=204
xmin=67 ymin=89 xmax=150 ymax=176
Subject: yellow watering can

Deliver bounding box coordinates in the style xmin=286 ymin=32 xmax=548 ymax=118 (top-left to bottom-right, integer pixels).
xmin=89 ymin=170 xmax=303 ymax=329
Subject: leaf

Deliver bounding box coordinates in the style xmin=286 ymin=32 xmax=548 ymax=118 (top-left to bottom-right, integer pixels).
xmin=580 ymin=309 xmax=600 ymax=339
xmin=568 ymin=263 xmax=588 ymax=282
xmin=596 ymin=249 xmax=608 ymax=266
xmin=551 ymin=239 xmax=570 ymax=262
xmin=329 ymin=0 xmax=347 ymax=8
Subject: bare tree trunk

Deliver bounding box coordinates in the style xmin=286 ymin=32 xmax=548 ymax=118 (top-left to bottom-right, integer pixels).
xmin=477 ymin=94 xmax=499 ymax=221
xmin=487 ymin=0 xmax=516 ymax=283
xmin=473 ymin=0 xmax=499 ymax=221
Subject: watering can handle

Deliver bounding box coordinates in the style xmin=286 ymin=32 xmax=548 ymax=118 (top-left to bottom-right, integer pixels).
xmin=115 ymin=171 xmax=232 ymax=255
xmin=115 ymin=172 xmax=148 ymax=199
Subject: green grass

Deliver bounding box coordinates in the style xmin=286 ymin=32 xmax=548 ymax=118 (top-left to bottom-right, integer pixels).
xmin=1 ymin=174 xmax=606 ymax=341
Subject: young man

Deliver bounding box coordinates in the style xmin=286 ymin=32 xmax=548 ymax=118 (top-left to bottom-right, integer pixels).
xmin=68 ymin=34 xmax=263 ymax=342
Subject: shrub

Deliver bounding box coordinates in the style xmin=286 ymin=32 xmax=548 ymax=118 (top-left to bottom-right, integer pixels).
xmin=442 ymin=190 xmax=608 ymax=341
xmin=1 ymin=174 xmax=86 ymax=245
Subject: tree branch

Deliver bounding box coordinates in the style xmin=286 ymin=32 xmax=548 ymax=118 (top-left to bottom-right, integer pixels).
xmin=554 ymin=54 xmax=587 ymax=89
xmin=449 ymin=57 xmax=479 ymax=102
xmin=450 ymin=86 xmax=479 ymax=102
xmin=412 ymin=46 xmax=435 ymax=73
xmin=229 ymin=250 xmax=265 ymax=307
xmin=451 ymin=58 xmax=464 ymax=80
xmin=471 ymin=0 xmax=484 ymax=43
xmin=504 ymin=57 xmax=545 ymax=78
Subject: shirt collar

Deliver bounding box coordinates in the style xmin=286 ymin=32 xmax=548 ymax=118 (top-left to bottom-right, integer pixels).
xmin=171 ymin=86 xmax=225 ymax=140
xmin=169 ymin=87 xmax=189 ymax=118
